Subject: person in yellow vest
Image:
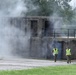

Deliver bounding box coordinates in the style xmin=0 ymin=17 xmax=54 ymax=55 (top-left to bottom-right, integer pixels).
xmin=66 ymin=48 xmax=71 ymax=63
xmin=53 ymin=48 xmax=58 ymax=62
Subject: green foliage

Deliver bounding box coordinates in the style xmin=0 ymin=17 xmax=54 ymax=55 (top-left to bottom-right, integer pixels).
xmin=25 ymin=0 xmax=59 ymax=16
xmin=37 ymin=0 xmax=54 ymax=16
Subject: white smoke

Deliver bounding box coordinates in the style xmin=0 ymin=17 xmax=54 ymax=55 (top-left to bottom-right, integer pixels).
xmin=0 ymin=0 xmax=27 ymax=17
xmin=50 ymin=13 xmax=68 ymax=38
xmin=0 ymin=0 xmax=30 ymax=59
xmin=50 ymin=14 xmax=64 ymax=31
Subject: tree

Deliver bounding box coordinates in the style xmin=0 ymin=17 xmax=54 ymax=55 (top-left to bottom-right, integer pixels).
xmin=25 ymin=0 xmax=74 ymax=22
xmin=56 ymin=0 xmax=74 ymax=22
xmin=25 ymin=0 xmax=58 ymax=16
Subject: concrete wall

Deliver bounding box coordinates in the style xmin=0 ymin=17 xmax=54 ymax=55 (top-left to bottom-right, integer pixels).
xmin=29 ymin=38 xmax=53 ymax=59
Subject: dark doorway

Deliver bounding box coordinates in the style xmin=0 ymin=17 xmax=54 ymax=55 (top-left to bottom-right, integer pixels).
xmin=56 ymin=42 xmax=62 ymax=59
xmin=43 ymin=20 xmax=53 ymax=36
xmin=31 ymin=20 xmax=38 ymax=37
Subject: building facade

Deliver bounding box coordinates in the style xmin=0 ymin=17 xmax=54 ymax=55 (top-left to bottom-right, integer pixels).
xmin=10 ymin=16 xmax=76 ymax=59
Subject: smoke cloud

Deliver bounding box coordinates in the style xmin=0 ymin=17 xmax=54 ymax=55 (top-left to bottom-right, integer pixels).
xmin=0 ymin=0 xmax=30 ymax=59
xmin=0 ymin=0 xmax=27 ymax=17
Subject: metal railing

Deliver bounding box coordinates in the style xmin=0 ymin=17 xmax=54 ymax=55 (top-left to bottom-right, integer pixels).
xmin=42 ymin=28 xmax=76 ymax=38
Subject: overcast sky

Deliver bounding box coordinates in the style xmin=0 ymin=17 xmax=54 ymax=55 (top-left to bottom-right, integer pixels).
xmin=69 ymin=0 xmax=76 ymax=9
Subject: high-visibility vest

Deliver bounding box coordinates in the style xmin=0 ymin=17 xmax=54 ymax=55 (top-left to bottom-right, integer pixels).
xmin=66 ymin=49 xmax=71 ymax=55
xmin=53 ymin=48 xmax=58 ymax=54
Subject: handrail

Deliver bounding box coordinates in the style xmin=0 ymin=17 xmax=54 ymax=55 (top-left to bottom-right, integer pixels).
xmin=42 ymin=28 xmax=76 ymax=38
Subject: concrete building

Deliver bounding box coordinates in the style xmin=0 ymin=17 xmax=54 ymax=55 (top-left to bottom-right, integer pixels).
xmin=10 ymin=16 xmax=76 ymax=60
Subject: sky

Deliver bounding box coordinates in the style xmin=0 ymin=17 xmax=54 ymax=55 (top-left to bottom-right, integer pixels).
xmin=69 ymin=0 xmax=76 ymax=9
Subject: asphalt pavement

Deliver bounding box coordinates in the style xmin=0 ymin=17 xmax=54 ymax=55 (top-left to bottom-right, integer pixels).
xmin=0 ymin=58 xmax=75 ymax=70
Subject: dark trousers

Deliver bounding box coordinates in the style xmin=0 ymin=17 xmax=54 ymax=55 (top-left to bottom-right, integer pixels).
xmin=66 ymin=55 xmax=71 ymax=63
xmin=54 ymin=54 xmax=58 ymax=62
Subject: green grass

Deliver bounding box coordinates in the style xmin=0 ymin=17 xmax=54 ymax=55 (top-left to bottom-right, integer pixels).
xmin=0 ymin=65 xmax=76 ymax=75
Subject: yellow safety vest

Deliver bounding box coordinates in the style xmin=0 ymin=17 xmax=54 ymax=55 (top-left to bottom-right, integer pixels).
xmin=66 ymin=49 xmax=71 ymax=55
xmin=53 ymin=48 xmax=58 ymax=54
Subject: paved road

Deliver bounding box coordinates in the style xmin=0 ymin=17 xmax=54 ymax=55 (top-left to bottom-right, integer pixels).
xmin=0 ymin=58 xmax=75 ymax=70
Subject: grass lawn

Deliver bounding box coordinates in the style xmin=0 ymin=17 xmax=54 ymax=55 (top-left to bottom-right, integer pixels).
xmin=0 ymin=65 xmax=76 ymax=75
